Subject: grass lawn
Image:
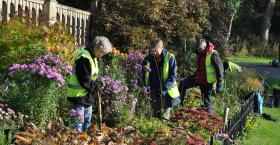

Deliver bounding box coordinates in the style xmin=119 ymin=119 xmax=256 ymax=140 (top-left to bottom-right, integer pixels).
xmin=242 ymin=107 xmax=280 ymax=145
xmin=227 ymin=56 xmax=272 ymax=64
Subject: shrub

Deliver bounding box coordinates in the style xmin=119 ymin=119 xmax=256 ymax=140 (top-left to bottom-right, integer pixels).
xmin=224 ymin=69 xmax=261 ymax=99
xmin=91 ymin=0 xmax=210 ymax=51
xmin=134 ymin=117 xmax=170 ymax=137
xmin=0 ymin=18 xmax=76 ymax=75
xmin=114 ymin=104 xmax=134 ymax=128
xmin=0 ymin=18 xmax=47 ymax=74
xmin=43 ymin=23 xmax=76 ymax=65
xmin=100 ymin=49 xmax=152 ymax=118
xmin=7 ymin=54 xmax=71 ymax=127
xmin=123 ymin=51 xmax=153 ymax=117
xmin=96 ymin=76 xmax=137 ymax=127
xmin=231 ymin=36 xmax=279 ymax=58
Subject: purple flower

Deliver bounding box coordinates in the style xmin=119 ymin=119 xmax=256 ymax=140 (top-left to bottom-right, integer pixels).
xmin=124 ymin=51 xmax=145 ymax=73
xmin=70 ymin=109 xmax=76 ymax=116
xmin=133 ymin=63 xmax=142 ymax=72
xmin=96 ymin=76 xmax=137 ymax=115
xmin=143 ymin=66 xmax=151 ymax=72
xmin=8 ymin=54 xmax=71 ymax=85
xmin=69 ymin=108 xmax=84 ymax=121
xmin=142 ymin=87 xmax=150 ymax=95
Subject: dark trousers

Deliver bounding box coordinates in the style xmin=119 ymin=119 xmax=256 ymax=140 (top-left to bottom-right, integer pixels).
xmin=150 ymin=90 xmax=169 ymax=118
xmin=179 ymin=76 xmax=214 ymax=108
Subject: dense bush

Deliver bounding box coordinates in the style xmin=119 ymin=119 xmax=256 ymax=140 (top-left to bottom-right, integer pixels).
xmin=0 ymin=18 xmax=76 ymax=75
xmin=43 ymin=23 xmax=76 ymax=65
xmin=231 ymin=36 xmax=279 ymax=58
xmin=133 ymin=117 xmax=170 ymax=137
xmin=96 ymin=76 xmax=136 ymax=127
xmin=7 ymin=54 xmax=71 ymax=127
xmin=90 ymin=0 xmax=210 ymax=51
xmin=224 ymin=69 xmax=261 ymax=100
xmin=0 ymin=18 xmax=47 ymax=74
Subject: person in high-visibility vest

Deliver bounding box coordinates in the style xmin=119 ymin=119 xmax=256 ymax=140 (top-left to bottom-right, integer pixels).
xmin=142 ymin=38 xmax=181 ymax=120
xmin=179 ymin=38 xmax=224 ymax=114
xmin=67 ymin=36 xmax=112 ymax=132
xmin=222 ymin=60 xmax=242 ymax=72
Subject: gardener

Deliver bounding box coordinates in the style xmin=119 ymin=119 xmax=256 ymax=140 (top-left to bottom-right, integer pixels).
xmin=67 ymin=36 xmax=112 ymax=132
xmin=142 ymin=38 xmax=181 ymax=120
xmin=222 ymin=59 xmax=242 ymax=72
xmin=179 ymin=38 xmax=224 ymax=114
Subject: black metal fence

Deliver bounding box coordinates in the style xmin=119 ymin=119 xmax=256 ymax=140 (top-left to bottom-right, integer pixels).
xmin=210 ymin=93 xmax=255 ymax=145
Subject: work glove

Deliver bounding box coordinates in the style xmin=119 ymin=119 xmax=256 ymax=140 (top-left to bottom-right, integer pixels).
xmin=94 ymin=81 xmax=105 ymax=91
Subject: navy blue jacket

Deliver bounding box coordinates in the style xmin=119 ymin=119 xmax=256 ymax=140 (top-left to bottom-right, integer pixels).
xmin=142 ymin=49 xmax=178 ymax=96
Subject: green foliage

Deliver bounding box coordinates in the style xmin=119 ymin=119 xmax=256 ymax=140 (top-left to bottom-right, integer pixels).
xmin=114 ymin=104 xmax=134 ymax=128
xmin=0 ymin=18 xmax=76 ymax=75
xmin=262 ymin=77 xmax=280 ymax=96
xmin=225 ymin=0 xmax=241 ymax=12
xmin=99 ymin=54 xmax=127 ymax=83
xmin=91 ymin=0 xmax=210 ymax=51
xmin=232 ymin=1 xmax=262 ymax=38
xmin=231 ymin=36 xmax=279 ymax=58
xmin=224 ymin=69 xmax=261 ymax=99
xmin=9 ymin=74 xmax=63 ymax=127
xmin=182 ymin=88 xmax=202 ymax=108
xmin=43 ymin=23 xmax=76 ymax=65
xmin=0 ymin=18 xmax=47 ymax=74
xmin=0 ymin=130 xmax=12 ymax=145
xmin=227 ymin=55 xmax=271 ymax=64
xmin=177 ymin=49 xmax=197 ymax=79
xmin=133 ymin=117 xmax=170 ymax=137
xmin=0 ymin=76 xmax=9 ymax=103
xmin=0 ymin=103 xmax=24 ymax=145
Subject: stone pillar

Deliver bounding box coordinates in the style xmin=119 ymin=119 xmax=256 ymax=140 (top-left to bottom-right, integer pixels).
xmin=43 ymin=0 xmax=57 ymax=26
xmin=0 ymin=0 xmax=3 ymax=21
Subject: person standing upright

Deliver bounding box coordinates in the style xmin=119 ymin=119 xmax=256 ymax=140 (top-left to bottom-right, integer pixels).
xmin=142 ymin=38 xmax=181 ymax=120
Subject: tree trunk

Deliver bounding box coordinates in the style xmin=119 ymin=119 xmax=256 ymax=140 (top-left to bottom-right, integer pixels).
xmin=225 ymin=11 xmax=237 ymax=42
xmin=260 ymin=0 xmax=275 ymax=42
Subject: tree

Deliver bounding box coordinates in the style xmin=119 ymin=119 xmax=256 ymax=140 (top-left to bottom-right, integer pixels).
xmin=260 ymin=0 xmax=276 ymax=42
xmin=89 ymin=0 xmax=210 ymax=51
xmin=207 ymin=0 xmax=242 ymax=55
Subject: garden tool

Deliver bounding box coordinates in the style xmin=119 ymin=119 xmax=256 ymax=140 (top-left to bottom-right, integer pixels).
xmin=97 ymin=91 xmax=103 ymax=131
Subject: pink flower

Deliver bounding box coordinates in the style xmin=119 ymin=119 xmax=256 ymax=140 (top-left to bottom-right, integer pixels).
xmin=7 ymin=108 xmax=15 ymax=115
xmin=143 ymin=66 xmax=151 ymax=72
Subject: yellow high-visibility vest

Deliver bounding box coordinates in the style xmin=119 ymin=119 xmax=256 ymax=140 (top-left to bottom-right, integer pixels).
xmin=67 ymin=49 xmax=99 ymax=97
xmin=205 ymin=50 xmax=217 ymax=83
xmin=144 ymin=52 xmax=180 ymax=98
xmin=228 ymin=61 xmax=242 ymax=72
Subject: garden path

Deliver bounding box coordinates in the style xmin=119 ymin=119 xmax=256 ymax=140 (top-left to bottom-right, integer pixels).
xmin=241 ymin=63 xmax=280 ymax=79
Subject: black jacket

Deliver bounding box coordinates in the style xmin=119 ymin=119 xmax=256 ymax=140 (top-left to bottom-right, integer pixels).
xmin=68 ymin=47 xmax=99 ymax=106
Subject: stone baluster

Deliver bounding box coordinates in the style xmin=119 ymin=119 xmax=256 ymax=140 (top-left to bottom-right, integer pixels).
xmin=6 ymin=0 xmax=10 ymax=21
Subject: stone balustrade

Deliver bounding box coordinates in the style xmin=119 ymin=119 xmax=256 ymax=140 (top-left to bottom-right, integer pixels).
xmin=0 ymin=0 xmax=95 ymax=47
